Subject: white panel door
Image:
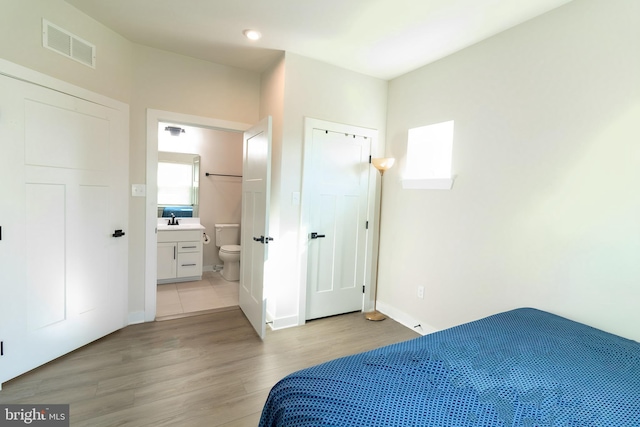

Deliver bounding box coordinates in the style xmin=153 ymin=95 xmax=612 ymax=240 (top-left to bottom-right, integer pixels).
xmin=305 ymin=127 xmax=372 ymax=320
xmin=239 ymin=117 xmax=271 ymax=339
xmin=0 ymin=73 xmax=128 ymax=387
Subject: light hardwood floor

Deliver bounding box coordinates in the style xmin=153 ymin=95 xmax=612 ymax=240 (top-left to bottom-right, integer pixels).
xmin=0 ymin=309 xmax=419 ymax=426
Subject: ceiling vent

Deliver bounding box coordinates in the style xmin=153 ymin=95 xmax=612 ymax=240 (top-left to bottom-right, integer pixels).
xmin=42 ymin=19 xmax=95 ymax=68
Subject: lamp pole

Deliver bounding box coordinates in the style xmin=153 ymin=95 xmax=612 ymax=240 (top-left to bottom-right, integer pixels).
xmin=365 ymin=158 xmax=394 ymax=321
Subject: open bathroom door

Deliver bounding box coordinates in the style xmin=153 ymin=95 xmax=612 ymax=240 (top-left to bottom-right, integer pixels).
xmin=239 ymin=116 xmax=272 ymax=339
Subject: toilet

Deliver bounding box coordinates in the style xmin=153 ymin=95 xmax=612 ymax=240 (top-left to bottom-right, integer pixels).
xmin=215 ymin=224 xmax=241 ymax=281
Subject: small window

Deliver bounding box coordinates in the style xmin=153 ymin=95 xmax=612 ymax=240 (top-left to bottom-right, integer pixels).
xmin=403 ymin=120 xmax=454 ymax=190
xmin=157 ymin=162 xmax=194 ymax=205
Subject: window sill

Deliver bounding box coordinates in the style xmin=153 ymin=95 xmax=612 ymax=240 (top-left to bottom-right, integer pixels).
xmin=401 ymin=177 xmax=454 ymax=190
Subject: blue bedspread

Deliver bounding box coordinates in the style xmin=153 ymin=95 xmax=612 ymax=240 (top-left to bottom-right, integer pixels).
xmin=259 ymin=308 xmax=640 ymax=426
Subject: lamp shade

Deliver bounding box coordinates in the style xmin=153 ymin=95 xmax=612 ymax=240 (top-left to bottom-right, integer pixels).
xmin=372 ymin=157 xmax=395 ymax=174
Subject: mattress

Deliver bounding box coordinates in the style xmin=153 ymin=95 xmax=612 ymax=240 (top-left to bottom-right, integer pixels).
xmin=259 ymin=308 xmax=640 ymax=426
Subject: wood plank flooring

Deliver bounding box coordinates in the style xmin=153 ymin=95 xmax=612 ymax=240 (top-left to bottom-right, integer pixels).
xmin=0 ymin=309 xmax=419 ymax=426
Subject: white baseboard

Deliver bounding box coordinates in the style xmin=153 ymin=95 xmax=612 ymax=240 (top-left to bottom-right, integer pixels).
xmin=128 ymin=311 xmax=146 ymax=325
xmin=268 ymin=314 xmax=299 ymax=330
xmin=375 ymin=301 xmax=438 ymax=336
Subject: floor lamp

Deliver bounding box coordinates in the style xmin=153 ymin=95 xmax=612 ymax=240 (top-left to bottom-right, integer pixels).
xmin=365 ymin=157 xmax=395 ymax=321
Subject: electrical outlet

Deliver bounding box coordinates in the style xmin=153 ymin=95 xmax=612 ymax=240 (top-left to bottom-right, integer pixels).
xmin=417 ymin=286 xmax=425 ymax=299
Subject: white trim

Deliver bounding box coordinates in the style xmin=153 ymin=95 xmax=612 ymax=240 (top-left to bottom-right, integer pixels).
xmin=299 ymin=118 xmax=379 ymax=324
xmin=375 ymin=301 xmax=439 ymax=336
xmin=268 ymin=314 xmax=299 ymax=330
xmin=145 ymin=109 xmax=251 ymax=322
xmin=128 ymin=311 xmax=146 ymax=325
xmin=0 ymin=58 xmax=126 ymax=111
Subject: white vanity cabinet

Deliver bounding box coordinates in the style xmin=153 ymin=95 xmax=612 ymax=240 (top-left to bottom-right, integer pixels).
xmin=157 ymin=228 xmax=204 ymax=283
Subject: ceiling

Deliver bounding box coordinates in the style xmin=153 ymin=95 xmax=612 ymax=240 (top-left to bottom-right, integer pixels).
xmin=64 ymin=0 xmax=572 ymax=80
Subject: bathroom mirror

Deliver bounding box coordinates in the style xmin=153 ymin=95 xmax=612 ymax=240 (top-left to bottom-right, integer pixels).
xmin=157 ymin=151 xmax=200 ymax=218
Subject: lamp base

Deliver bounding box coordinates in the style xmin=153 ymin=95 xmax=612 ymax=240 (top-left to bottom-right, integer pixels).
xmin=364 ymin=310 xmax=386 ymax=321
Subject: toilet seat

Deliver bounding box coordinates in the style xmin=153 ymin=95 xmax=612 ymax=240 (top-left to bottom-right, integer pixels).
xmin=220 ymin=244 xmax=241 ymax=254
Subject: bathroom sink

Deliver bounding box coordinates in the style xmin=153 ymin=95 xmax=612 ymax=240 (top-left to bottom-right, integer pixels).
xmin=157 ymin=223 xmax=205 ymax=231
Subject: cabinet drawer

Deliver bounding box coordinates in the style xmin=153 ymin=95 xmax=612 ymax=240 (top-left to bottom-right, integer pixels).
xmin=178 ymin=241 xmax=201 ymax=253
xmin=177 ymin=252 xmax=202 ymax=277
xmin=157 ymin=230 xmax=201 ymax=243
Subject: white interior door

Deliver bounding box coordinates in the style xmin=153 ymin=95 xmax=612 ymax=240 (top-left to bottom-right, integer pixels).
xmin=239 ymin=116 xmax=272 ymax=339
xmin=305 ymin=125 xmax=372 ymax=320
xmin=0 ymin=72 xmax=128 ymax=387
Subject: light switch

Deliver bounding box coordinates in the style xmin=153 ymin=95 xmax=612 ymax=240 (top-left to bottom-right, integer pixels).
xmin=131 ymin=184 xmax=146 ymax=197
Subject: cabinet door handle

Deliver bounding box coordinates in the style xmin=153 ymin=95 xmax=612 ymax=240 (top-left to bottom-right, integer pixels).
xmin=181 ymin=263 xmax=197 ymax=267
xmin=174 ymin=246 xmax=176 ymax=260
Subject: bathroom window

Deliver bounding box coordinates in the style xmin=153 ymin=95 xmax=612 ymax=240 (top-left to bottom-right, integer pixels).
xmin=157 ymin=162 xmax=194 ymax=205
xmin=402 ymin=120 xmax=455 ymax=190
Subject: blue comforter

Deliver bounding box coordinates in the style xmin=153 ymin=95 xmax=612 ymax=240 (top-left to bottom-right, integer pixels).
xmin=259 ymin=308 xmax=640 ymax=426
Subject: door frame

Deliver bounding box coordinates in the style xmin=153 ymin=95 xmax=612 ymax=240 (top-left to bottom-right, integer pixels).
xmin=144 ymin=109 xmax=251 ymax=322
xmin=298 ymin=117 xmax=380 ymax=323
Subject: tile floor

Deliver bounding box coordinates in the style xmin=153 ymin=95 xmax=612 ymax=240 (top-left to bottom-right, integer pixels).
xmin=156 ymin=270 xmax=239 ymax=320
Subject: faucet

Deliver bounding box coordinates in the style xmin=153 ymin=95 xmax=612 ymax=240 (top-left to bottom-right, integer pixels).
xmin=167 ymin=213 xmax=179 ymax=226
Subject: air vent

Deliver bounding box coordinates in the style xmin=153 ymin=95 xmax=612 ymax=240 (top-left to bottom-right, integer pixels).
xmin=42 ymin=19 xmax=95 ymax=68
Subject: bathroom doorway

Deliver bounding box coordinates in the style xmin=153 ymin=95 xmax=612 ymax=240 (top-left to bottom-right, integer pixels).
xmin=156 ymin=121 xmax=243 ymax=320
xmin=145 ymin=110 xmax=252 ymax=321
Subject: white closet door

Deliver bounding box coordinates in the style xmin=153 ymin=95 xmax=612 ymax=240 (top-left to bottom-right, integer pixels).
xmin=305 ymin=128 xmax=371 ymax=320
xmin=0 ymin=72 xmax=129 ymax=387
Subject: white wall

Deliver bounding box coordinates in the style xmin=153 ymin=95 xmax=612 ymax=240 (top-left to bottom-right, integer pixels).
xmin=0 ymin=2 xmax=263 ymax=320
xmin=9 ymin=0 xmax=637 ymax=342
xmin=129 ymin=45 xmax=261 ymax=316
xmin=0 ymin=0 xmax=132 ymax=103
xmin=265 ymin=53 xmax=388 ymax=327
xmin=382 ymin=0 xmax=640 ymax=341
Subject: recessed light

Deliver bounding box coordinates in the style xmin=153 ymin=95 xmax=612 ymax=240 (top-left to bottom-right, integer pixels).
xmin=243 ymin=29 xmax=262 ymax=41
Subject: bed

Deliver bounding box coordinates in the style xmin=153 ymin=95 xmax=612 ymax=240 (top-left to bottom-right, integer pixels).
xmin=259 ymin=308 xmax=640 ymax=426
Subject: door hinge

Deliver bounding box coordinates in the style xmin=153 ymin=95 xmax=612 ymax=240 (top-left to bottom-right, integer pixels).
xmin=365 ymin=221 xmax=369 ymax=230
xmin=369 ymin=155 xmax=372 ymax=164
xmin=1 ymin=341 xmax=4 ymax=356
xmin=362 ymin=285 xmax=365 ymax=294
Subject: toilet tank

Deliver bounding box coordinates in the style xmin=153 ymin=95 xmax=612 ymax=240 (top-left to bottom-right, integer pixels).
xmin=214 ymin=224 xmax=240 ymax=247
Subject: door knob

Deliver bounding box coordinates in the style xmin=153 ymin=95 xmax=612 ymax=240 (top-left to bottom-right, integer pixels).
xmin=310 ymin=232 xmax=325 ymax=239
xmin=253 ymin=236 xmax=275 ymax=244
xmin=112 ymin=229 xmax=125 ymax=238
